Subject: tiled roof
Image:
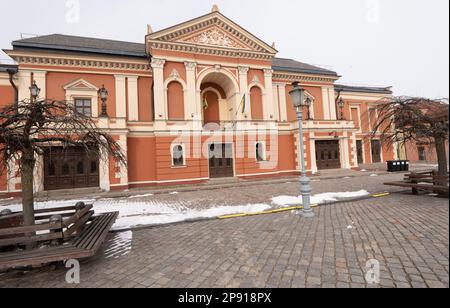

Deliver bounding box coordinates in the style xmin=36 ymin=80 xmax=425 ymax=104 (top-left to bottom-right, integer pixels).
xmin=335 ymin=84 xmax=393 ymax=95
xmin=12 ymin=34 xmax=147 ymax=57
xmin=272 ymin=58 xmax=338 ymax=76
xmin=11 ymin=34 xmax=338 ymax=76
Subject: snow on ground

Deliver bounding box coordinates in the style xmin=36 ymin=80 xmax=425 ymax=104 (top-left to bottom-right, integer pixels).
xmin=3 ymin=189 xmax=370 ymax=231
xmin=2 ymin=198 xmax=271 ymax=231
xmin=271 ymin=190 xmax=370 ymax=207
xmin=104 ymin=231 xmax=133 ymax=259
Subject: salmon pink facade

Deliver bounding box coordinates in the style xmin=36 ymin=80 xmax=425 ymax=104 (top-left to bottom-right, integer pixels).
xmin=0 ymin=8 xmax=397 ymax=196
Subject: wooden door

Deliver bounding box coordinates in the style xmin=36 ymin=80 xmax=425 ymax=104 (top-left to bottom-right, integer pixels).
xmin=44 ymin=147 xmax=99 ymax=191
xmin=356 ymin=140 xmax=364 ymax=164
xmin=209 ymin=144 xmax=234 ymax=178
xmin=371 ymin=140 xmax=382 ymax=163
xmin=316 ymin=140 xmax=341 ymax=170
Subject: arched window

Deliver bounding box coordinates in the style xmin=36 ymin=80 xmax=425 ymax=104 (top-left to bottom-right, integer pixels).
xmin=167 ymin=81 xmax=185 ymax=120
xmin=172 ymin=144 xmax=185 ymax=167
xmin=256 ymin=142 xmax=266 ymax=162
xmin=250 ymin=86 xmax=264 ymax=121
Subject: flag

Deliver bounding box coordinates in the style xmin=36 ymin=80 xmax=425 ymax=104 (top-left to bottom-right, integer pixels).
xmin=236 ymin=94 xmax=246 ymax=115
xmin=241 ymin=94 xmax=246 ymax=114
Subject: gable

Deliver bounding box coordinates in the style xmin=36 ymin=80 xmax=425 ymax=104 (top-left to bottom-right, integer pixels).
xmin=63 ymin=78 xmax=99 ymax=91
xmin=146 ymin=11 xmax=277 ymax=60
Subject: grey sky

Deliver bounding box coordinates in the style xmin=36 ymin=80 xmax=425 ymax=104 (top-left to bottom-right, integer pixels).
xmin=0 ymin=0 xmax=448 ymax=98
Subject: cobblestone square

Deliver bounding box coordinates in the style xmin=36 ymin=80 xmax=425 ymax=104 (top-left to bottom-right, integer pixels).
xmin=0 ymin=173 xmax=448 ymax=288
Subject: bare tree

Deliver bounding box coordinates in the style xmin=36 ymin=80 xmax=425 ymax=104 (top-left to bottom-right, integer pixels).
xmin=0 ymin=99 xmax=127 ymax=227
xmin=371 ymin=96 xmax=449 ymax=175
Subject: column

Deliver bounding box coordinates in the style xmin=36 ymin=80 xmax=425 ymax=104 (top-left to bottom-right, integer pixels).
xmin=322 ymin=87 xmax=331 ymax=120
xmin=33 ymin=71 xmax=47 ymax=99
xmin=184 ymin=61 xmax=198 ymax=122
xmin=151 ymin=58 xmax=167 ymax=122
xmin=277 ymin=83 xmax=288 ymax=122
xmin=115 ymin=75 xmax=127 ymax=118
xmin=310 ymin=133 xmax=318 ymax=174
xmin=238 ymin=66 xmax=249 ymax=121
xmin=127 ymin=76 xmax=139 ymax=121
xmin=117 ymin=135 xmax=129 ymax=187
xmin=17 ymin=70 xmax=32 ymax=102
xmin=328 ymin=87 xmax=337 ymax=120
xmin=263 ymin=69 xmax=275 ymax=121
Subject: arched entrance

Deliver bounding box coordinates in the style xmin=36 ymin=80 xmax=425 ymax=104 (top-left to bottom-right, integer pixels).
xmin=197 ymin=68 xmax=239 ymax=178
xmin=197 ymin=69 xmax=240 ymax=126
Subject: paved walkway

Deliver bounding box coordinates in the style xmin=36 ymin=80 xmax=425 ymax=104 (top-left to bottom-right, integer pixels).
xmin=0 ymin=192 xmax=448 ymax=288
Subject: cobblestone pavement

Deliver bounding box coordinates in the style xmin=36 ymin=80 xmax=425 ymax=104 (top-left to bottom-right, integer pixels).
xmin=0 ymin=191 xmax=448 ymax=288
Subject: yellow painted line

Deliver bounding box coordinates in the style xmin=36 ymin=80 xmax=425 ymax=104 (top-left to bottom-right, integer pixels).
xmin=219 ymin=213 xmax=248 ymax=219
xmin=219 ymin=205 xmax=320 ymax=220
xmin=372 ymin=192 xmax=390 ymax=198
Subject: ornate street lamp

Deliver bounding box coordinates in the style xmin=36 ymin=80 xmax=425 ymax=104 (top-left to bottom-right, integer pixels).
xmin=29 ymin=81 xmax=41 ymax=102
xmin=338 ymin=98 xmax=345 ymax=120
xmin=98 ymin=85 xmax=109 ymax=117
xmin=289 ymin=82 xmax=314 ymax=218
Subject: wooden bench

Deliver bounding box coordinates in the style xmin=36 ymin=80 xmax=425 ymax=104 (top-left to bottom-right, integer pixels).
xmin=385 ymin=171 xmax=449 ymax=195
xmin=0 ymin=211 xmax=118 ymax=271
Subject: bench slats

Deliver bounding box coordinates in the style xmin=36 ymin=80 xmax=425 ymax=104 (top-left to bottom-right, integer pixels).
xmin=0 ymin=212 xmax=118 ymax=271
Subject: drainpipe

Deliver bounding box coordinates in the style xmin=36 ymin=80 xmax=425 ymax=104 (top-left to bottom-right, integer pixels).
xmin=7 ymin=68 xmax=18 ymax=106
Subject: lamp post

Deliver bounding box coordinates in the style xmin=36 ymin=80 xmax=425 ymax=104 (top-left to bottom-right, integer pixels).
xmin=29 ymin=81 xmax=40 ymax=102
xmin=289 ymin=82 xmax=314 ymax=218
xmin=98 ymin=85 xmax=109 ymax=117
xmin=338 ymin=98 xmax=345 ymax=120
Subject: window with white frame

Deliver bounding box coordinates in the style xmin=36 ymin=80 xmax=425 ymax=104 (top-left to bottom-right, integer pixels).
xmin=256 ymin=142 xmax=266 ymax=162
xmin=172 ymin=144 xmax=186 ymax=167
xmin=74 ymin=98 xmax=92 ymax=117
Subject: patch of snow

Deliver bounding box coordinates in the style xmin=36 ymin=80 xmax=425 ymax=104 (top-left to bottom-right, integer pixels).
xmin=0 ymin=197 xmax=14 ymax=202
xmin=128 ymin=193 xmax=154 ymax=199
xmin=111 ymin=203 xmax=271 ymax=231
xmin=360 ymin=169 xmax=368 ymax=172
xmin=3 ymin=199 xmax=271 ymax=231
xmin=370 ymin=174 xmax=378 ymax=177
xmin=169 ymin=192 xmax=179 ymax=195
xmin=342 ymin=177 xmax=352 ymax=179
xmin=271 ymin=190 xmax=370 ymax=207
xmin=347 ymin=225 xmax=354 ymax=230
xmin=105 ymin=231 xmax=133 ymax=259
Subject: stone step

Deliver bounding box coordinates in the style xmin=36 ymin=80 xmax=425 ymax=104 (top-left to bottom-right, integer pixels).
xmin=35 ymin=187 xmax=103 ymax=200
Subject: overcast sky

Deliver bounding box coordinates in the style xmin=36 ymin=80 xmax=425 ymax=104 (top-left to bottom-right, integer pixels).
xmin=0 ymin=0 xmax=448 ymax=98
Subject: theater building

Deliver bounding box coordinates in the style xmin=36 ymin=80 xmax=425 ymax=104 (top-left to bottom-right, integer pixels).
xmin=0 ymin=7 xmax=397 ymax=196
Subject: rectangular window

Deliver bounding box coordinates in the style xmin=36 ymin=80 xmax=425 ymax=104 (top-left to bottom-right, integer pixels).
xmin=351 ymin=108 xmax=360 ymax=128
xmin=74 ymin=98 xmax=92 ymax=117
xmin=418 ymin=147 xmax=426 ymax=161
xmin=172 ymin=145 xmax=185 ymax=167
xmin=256 ymin=142 xmax=265 ymax=162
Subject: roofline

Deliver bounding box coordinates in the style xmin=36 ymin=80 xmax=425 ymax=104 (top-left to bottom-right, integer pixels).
xmin=12 ymin=40 xmax=148 ymax=58
xmin=0 ymin=63 xmax=18 ymax=73
xmin=335 ymin=84 xmax=393 ymax=95
xmin=146 ymin=11 xmax=278 ymax=55
xmin=272 ymin=65 xmax=338 ymax=77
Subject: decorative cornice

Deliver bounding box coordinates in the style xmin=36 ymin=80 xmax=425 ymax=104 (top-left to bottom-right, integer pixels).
xmin=184 ymin=61 xmax=197 ymax=71
xmin=9 ymin=54 xmax=151 ymax=72
xmin=263 ymin=69 xmax=274 ymax=78
xmin=151 ymin=58 xmax=166 ymax=69
xmin=238 ymin=66 xmax=249 ymax=75
xmin=149 ymin=41 xmax=274 ymax=61
xmin=273 ymin=71 xmax=339 ymax=84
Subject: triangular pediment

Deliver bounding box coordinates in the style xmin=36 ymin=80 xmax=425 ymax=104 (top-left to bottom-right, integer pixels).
xmin=146 ymin=11 xmax=277 ymax=58
xmin=63 ymin=79 xmax=99 ymax=91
